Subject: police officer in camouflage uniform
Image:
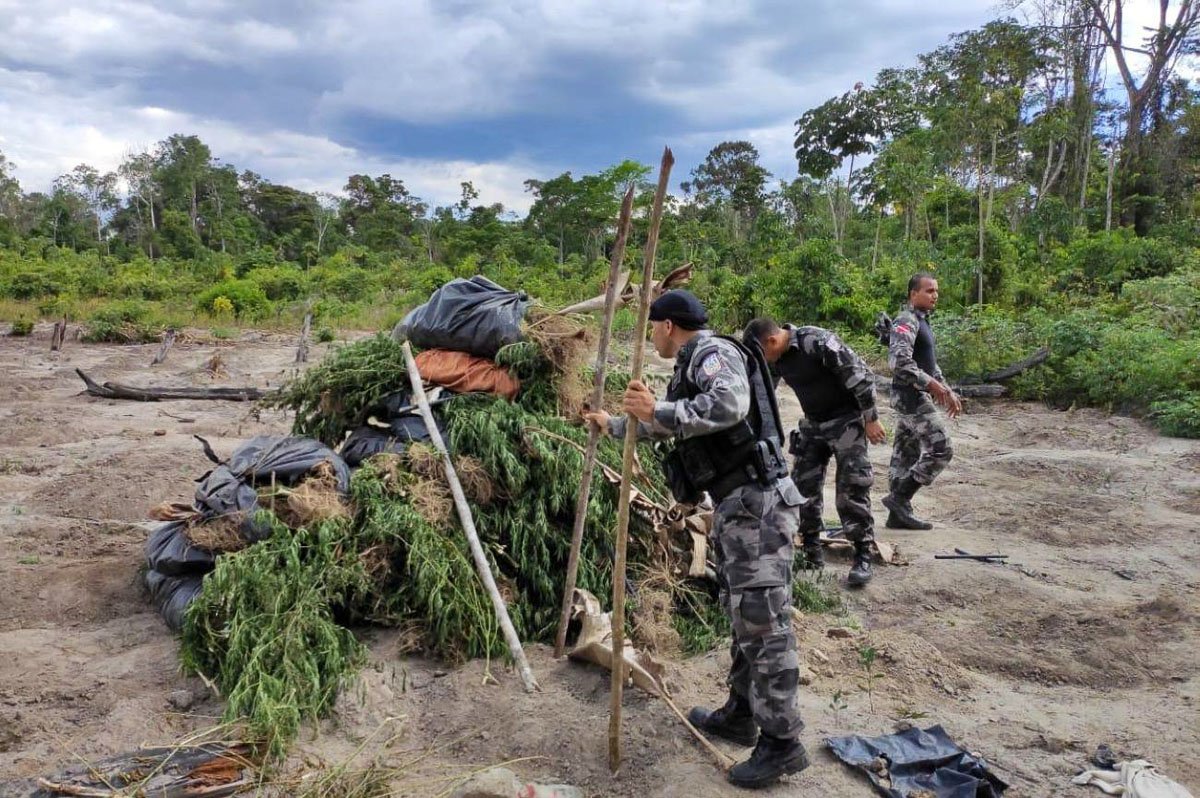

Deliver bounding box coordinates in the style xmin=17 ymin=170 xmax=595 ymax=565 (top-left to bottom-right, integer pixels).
xmin=743 ymin=318 xmax=886 ymax=587
xmin=584 ymin=290 xmax=809 ymax=789
xmin=882 ymin=272 xmax=962 ymax=530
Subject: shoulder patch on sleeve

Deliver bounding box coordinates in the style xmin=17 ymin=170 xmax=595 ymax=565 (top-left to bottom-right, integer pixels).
xmin=893 ymin=322 xmax=912 ymax=335
xmin=700 ymin=351 xmax=723 ymax=377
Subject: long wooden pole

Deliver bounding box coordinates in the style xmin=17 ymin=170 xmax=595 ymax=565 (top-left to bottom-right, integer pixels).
xmin=609 ymin=146 xmax=674 ymax=771
xmin=400 ymin=341 xmax=539 ymax=693
xmin=553 ymin=185 xmax=636 ymax=659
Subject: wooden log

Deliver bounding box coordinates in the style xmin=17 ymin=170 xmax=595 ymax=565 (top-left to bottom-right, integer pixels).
xmin=554 ymin=185 xmax=636 ymax=659
xmin=400 ymin=341 xmax=539 ymax=693
xmin=611 ymin=146 xmax=673 ymax=772
xmin=50 ymin=319 xmax=66 ymax=352
xmin=953 ymin=383 xmax=1006 ymax=398
xmin=31 ymin=742 xmax=252 ymax=798
xmin=75 ymin=369 xmax=264 ymax=401
xmin=294 ymin=312 xmax=312 ymax=364
xmin=982 ymin=346 xmax=1050 ymax=382
xmin=555 ymin=271 xmax=632 ymax=316
xmin=151 ymin=329 xmax=177 ymax=366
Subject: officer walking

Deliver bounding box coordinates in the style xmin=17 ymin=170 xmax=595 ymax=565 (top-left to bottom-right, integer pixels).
xmin=584 ymin=290 xmax=809 ymax=789
xmin=882 ymin=272 xmax=961 ymax=529
xmin=743 ymin=317 xmax=886 ymax=586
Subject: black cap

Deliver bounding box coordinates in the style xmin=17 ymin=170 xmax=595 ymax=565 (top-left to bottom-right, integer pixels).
xmin=648 ymin=289 xmax=708 ymax=330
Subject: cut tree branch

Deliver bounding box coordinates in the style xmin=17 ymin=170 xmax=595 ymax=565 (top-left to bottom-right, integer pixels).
xmin=76 ymin=369 xmax=264 ymax=401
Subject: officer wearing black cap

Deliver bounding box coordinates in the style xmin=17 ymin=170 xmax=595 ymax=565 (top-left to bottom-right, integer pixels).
xmin=584 ymin=290 xmax=810 ymax=789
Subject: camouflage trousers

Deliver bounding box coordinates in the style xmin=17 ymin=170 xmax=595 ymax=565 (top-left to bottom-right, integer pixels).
xmin=712 ymin=477 xmax=805 ymax=740
xmin=789 ymin=412 xmax=875 ymax=545
xmin=889 ymin=392 xmax=953 ymax=490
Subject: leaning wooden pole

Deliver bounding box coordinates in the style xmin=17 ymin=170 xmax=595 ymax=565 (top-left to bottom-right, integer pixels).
xmin=401 ymin=341 xmax=539 ymax=693
xmin=609 ymin=146 xmax=674 ymax=771
xmin=554 ymin=185 xmax=636 ymax=659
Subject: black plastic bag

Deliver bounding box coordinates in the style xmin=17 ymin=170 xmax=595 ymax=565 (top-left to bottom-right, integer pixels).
xmin=340 ymin=426 xmax=410 ymax=467
xmin=193 ymin=465 xmax=272 ymax=542
xmin=340 ymin=413 xmax=447 ymax=467
xmin=391 ymin=275 xmax=530 ymax=357
xmin=145 ymin=521 xmax=216 ymax=577
xmin=226 ymin=436 xmax=351 ymax=492
xmin=826 ymin=725 xmax=1007 ymax=798
xmin=144 ymin=568 xmax=205 ymax=631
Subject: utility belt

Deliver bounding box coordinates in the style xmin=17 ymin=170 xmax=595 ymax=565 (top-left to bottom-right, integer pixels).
xmin=664 ymin=426 xmax=788 ymax=504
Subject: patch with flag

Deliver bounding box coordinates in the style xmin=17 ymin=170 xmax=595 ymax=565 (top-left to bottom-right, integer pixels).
xmin=700 ymin=352 xmax=723 ymax=377
xmin=894 ymin=323 xmax=912 ymax=335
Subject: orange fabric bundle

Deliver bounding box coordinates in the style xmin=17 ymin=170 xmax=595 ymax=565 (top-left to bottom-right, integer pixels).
xmin=415 ymin=349 xmax=521 ymax=400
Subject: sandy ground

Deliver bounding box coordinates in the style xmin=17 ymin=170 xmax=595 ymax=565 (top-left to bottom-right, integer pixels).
xmin=0 ymin=325 xmax=1196 ymax=797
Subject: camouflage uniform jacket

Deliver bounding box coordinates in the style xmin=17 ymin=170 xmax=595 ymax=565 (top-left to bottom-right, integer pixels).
xmin=776 ymin=324 xmax=878 ymax=423
xmin=609 ymin=330 xmax=750 ymax=441
xmin=889 ymin=303 xmax=944 ymax=393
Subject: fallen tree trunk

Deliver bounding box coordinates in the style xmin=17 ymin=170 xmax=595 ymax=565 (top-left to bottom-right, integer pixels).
xmin=555 ymin=262 xmax=693 ymax=316
xmin=953 ymin=383 xmax=1006 ymax=398
xmin=982 ymin=346 xmax=1050 ymax=382
xmin=76 ymin=369 xmax=264 ymax=401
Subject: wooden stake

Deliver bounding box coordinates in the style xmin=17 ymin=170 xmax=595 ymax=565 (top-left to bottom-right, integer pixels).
xmin=295 ymin=312 xmax=313 ymax=364
xmin=400 ymin=341 xmax=539 ymax=693
xmin=152 ymin=328 xmax=177 ymax=366
xmin=51 ymin=319 xmax=66 ymax=352
xmin=610 ymin=146 xmax=673 ymax=772
xmin=554 ymin=185 xmax=636 ymax=659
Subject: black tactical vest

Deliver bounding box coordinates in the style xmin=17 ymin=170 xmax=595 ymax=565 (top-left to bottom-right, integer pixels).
xmin=913 ymin=312 xmax=937 ymax=377
xmin=662 ymin=335 xmax=788 ymax=504
xmin=775 ymin=333 xmax=858 ymax=422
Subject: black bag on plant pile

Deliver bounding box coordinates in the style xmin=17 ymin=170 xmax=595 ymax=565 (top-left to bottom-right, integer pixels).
xmin=391 ymin=275 xmax=531 ymax=358
xmin=144 ymin=568 xmax=205 ymax=631
xmin=191 ymin=436 xmax=350 ymax=544
xmin=145 ymin=520 xmax=216 ymax=576
xmin=339 ymin=414 xmax=447 ymax=467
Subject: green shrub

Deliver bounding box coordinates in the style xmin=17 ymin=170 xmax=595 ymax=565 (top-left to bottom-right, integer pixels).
xmin=82 ymin=300 xmax=162 ymax=343
xmin=9 ymin=319 xmax=33 ymax=336
xmin=196 ymin=280 xmax=271 ymax=320
xmin=315 ymin=326 xmax=335 ymax=343
xmin=245 ymin=265 xmax=307 ymax=301
xmin=5 ymin=270 xmax=66 ymax=299
xmin=1151 ymin=395 xmax=1200 ymax=438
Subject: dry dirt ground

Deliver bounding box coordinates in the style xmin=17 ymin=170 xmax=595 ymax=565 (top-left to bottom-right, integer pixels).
xmin=0 ymin=326 xmax=1196 ymax=797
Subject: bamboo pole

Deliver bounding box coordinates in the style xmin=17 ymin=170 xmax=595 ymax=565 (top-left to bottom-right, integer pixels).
xmin=553 ymin=185 xmax=636 ymax=659
xmin=610 ymin=146 xmax=673 ymax=771
xmin=400 ymin=341 xmax=539 ymax=693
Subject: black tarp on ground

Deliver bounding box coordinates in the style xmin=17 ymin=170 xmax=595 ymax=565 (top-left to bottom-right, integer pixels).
xmin=391 ymin=275 xmax=530 ymax=358
xmin=826 ymin=725 xmax=1007 ymax=798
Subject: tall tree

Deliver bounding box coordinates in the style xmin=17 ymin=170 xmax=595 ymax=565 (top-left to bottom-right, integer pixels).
xmin=682 ymin=141 xmax=771 ymax=238
xmin=1084 ymin=0 xmax=1200 ymax=230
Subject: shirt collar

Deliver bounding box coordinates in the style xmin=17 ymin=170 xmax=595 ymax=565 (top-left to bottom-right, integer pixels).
xmin=677 ymin=329 xmax=712 ymax=366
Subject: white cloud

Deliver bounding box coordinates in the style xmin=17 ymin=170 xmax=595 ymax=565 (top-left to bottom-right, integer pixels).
xmin=0 ymin=67 xmax=545 ymax=212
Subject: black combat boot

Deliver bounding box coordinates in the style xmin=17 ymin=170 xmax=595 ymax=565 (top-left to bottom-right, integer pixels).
xmin=882 ymin=476 xmax=933 ymax=530
xmin=687 ymin=693 xmax=758 ymax=747
xmin=847 ymin=542 xmax=872 ymax=587
xmin=800 ymin=531 xmax=825 ymax=569
xmin=727 ymin=734 xmax=811 ymax=789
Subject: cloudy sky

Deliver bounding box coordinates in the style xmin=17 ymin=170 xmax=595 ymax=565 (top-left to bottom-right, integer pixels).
xmin=3 ymin=0 xmax=1029 ymax=212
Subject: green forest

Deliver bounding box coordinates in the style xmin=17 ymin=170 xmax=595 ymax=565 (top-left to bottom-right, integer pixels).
xmin=1 ymin=9 xmax=1198 ymax=436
